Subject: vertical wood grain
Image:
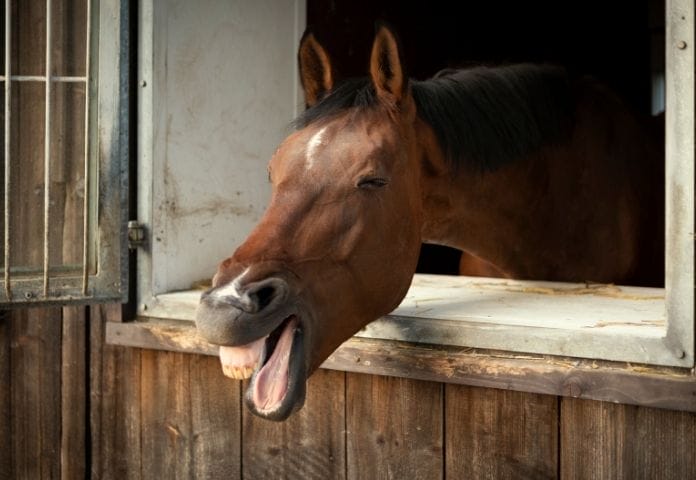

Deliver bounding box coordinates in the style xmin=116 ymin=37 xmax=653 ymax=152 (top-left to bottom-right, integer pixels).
xmin=8 ymin=2 xmax=46 ymax=272
xmin=561 ymin=397 xmax=696 ymax=479
xmin=0 ymin=311 xmax=10 ymax=480
xmin=140 ymin=350 xmax=194 ymax=478
xmin=140 ymin=349 xmax=242 ymax=479
xmin=2 ymin=3 xmax=90 ymax=478
xmin=346 ymin=373 xmax=443 ymax=480
xmin=49 ymin=0 xmax=87 ymax=270
xmin=242 ymin=369 xmax=346 ymax=480
xmin=90 ymin=303 xmax=142 ymax=480
xmin=188 ymin=354 xmax=242 ymax=479
xmin=10 ymin=308 xmax=63 ymax=479
xmin=445 ymin=385 xmax=558 ymax=480
xmin=60 ymin=306 xmax=87 ymax=480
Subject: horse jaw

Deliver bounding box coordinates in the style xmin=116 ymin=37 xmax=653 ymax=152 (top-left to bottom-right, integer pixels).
xmin=218 ymin=315 xmax=307 ymax=421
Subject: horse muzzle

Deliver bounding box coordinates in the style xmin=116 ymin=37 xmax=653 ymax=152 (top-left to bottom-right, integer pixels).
xmin=196 ymin=276 xmax=295 ymax=345
xmin=195 ymin=276 xmax=309 ymax=421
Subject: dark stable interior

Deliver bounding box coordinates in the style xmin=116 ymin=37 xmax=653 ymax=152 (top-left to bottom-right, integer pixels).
xmin=307 ymin=0 xmax=665 ymax=275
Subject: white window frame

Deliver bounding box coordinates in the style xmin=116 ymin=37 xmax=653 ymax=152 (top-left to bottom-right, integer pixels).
xmin=132 ymin=0 xmax=694 ymax=371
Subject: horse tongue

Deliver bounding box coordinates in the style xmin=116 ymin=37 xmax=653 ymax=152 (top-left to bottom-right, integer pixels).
xmin=219 ymin=336 xmax=266 ymax=380
xmin=252 ymin=317 xmax=297 ymax=412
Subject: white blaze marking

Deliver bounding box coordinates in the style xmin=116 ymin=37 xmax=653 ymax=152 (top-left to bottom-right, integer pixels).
xmin=213 ymin=267 xmax=250 ymax=299
xmin=305 ymin=126 xmax=327 ymax=170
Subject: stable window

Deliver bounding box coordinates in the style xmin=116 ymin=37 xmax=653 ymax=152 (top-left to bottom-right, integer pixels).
xmin=109 ymin=0 xmax=694 ymax=408
xmin=0 ymin=0 xmax=129 ymax=306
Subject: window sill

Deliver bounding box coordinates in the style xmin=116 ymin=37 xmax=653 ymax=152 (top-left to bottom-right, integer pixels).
xmin=136 ymin=274 xmax=686 ymax=367
xmin=111 ymin=274 xmax=696 ymax=411
xmin=105 ymin=316 xmax=696 ymax=412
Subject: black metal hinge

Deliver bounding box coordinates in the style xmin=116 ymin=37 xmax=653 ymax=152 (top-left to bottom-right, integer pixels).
xmin=127 ymin=220 xmax=146 ymax=250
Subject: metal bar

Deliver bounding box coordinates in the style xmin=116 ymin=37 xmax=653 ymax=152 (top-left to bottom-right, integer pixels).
xmin=42 ymin=0 xmax=52 ymax=296
xmin=3 ymin=0 xmax=11 ymax=300
xmin=81 ymin=0 xmax=91 ymax=294
xmin=0 ymin=75 xmax=87 ymax=82
xmin=0 ymin=75 xmax=44 ymax=81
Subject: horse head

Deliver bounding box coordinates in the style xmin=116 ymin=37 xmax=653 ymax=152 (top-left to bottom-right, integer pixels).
xmin=196 ymin=25 xmax=435 ymax=420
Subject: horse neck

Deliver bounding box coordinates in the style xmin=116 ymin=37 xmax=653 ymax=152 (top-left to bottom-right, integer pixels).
xmin=416 ymin=120 xmax=643 ymax=283
xmin=419 ymin=149 xmax=550 ymax=279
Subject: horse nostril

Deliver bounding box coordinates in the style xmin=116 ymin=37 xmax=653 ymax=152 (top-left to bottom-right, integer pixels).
xmin=201 ymin=276 xmax=288 ymax=314
xmin=252 ymin=286 xmax=276 ymax=311
xmin=244 ymin=277 xmax=288 ymax=314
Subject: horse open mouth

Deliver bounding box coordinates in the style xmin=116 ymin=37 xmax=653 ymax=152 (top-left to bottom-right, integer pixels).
xmin=218 ymin=315 xmax=306 ymax=421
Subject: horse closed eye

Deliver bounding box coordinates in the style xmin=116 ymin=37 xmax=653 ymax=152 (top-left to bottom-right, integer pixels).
xmin=357 ymin=177 xmax=389 ymax=189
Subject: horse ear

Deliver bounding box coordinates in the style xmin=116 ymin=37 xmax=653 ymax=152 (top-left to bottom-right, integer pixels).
xmin=369 ymin=23 xmax=408 ymax=106
xmin=298 ymin=30 xmax=334 ymax=108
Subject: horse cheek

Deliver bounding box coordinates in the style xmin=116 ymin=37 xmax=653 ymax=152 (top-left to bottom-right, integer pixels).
xmin=359 ymin=198 xmax=420 ymax=314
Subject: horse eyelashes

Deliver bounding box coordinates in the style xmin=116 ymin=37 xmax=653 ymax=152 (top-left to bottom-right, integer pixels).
xmin=357 ymin=177 xmax=389 ymax=189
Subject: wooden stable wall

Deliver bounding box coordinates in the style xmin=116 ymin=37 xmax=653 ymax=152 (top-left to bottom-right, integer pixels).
xmin=2 ymin=2 xmax=694 ymax=478
xmin=1 ymin=306 xmax=695 ymax=479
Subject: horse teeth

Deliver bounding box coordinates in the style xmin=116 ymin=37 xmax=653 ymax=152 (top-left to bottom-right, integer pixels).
xmin=224 ymin=365 xmax=241 ymax=379
xmin=222 ymin=364 xmax=255 ymax=380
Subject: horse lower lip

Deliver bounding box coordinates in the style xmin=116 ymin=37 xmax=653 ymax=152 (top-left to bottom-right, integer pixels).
xmin=248 ymin=315 xmax=302 ymax=416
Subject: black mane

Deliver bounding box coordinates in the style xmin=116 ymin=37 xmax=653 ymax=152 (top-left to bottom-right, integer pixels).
xmin=293 ymin=64 xmax=575 ymax=172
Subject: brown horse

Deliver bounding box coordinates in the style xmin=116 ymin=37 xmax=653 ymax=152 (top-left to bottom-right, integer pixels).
xmin=195 ymin=25 xmax=663 ymax=420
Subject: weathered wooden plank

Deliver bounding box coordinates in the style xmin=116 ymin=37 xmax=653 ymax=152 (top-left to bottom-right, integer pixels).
xmin=242 ymin=369 xmax=346 ymax=480
xmin=56 ymin=0 xmax=89 ymax=462
xmin=51 ymin=0 xmax=88 ymax=77
xmin=561 ymin=398 xmax=696 ymax=479
xmin=346 ymin=373 xmax=443 ymax=480
xmin=140 ymin=350 xmax=194 ymax=478
xmin=106 ymin=318 xmax=216 ymax=355
xmin=107 ymin=319 xmax=696 ymax=413
xmin=10 ymin=308 xmax=62 ymax=480
xmin=55 ymin=0 xmax=89 ymax=471
xmin=188 ymin=354 xmax=242 ymax=479
xmin=0 ymin=311 xmax=10 ymax=480
xmin=90 ymin=303 xmax=142 ymax=480
xmin=50 ymin=0 xmax=88 ymax=270
xmin=139 ymin=350 xmax=242 ymax=479
xmin=60 ymin=306 xmax=87 ymax=480
xmin=9 ymin=2 xmax=47 ymax=274
xmin=88 ymin=304 xmax=105 ymax=479
xmin=445 ymin=385 xmax=558 ymax=479
xmin=327 ymin=338 xmax=696 ymax=413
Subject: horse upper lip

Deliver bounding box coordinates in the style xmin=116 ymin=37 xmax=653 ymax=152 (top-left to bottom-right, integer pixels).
xmin=195 ymin=289 xmax=297 ymax=347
